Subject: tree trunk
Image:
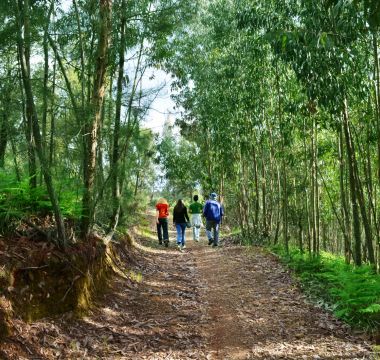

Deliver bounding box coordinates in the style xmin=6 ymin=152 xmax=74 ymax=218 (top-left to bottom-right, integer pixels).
xmin=338 ymin=124 xmax=351 ymax=263
xmin=109 ymin=4 xmax=126 ymax=233
xmin=352 ymin=134 xmax=375 ymax=265
xmin=342 ymin=99 xmax=361 ymax=266
xmin=16 ymin=0 xmax=66 ymax=246
xmin=373 ymin=31 xmax=380 ymax=188
xmin=81 ymin=0 xmax=112 ymax=238
xmin=0 ymin=111 xmax=8 ymax=168
xmin=18 ymin=54 xmax=36 ymax=188
xmin=49 ymin=54 xmax=57 ymax=166
xmin=311 ymin=116 xmax=319 ymax=255
xmin=282 ymin=157 xmax=289 ymax=254
xmin=10 ymin=136 xmax=21 ymax=181
xmin=42 ymin=1 xmax=54 ymax=154
xmin=252 ymin=146 xmax=260 ymax=231
xmin=261 ymin=155 xmax=267 ymax=236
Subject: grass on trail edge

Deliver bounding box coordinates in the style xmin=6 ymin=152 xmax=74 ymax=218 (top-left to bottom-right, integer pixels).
xmin=268 ymin=245 xmax=380 ymax=330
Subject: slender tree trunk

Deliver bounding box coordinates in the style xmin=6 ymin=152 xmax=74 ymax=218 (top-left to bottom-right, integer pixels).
xmin=261 ymin=155 xmax=267 ymax=236
xmin=373 ymin=31 xmax=380 ymax=188
xmin=10 ymin=136 xmax=21 ymax=181
xmin=252 ymin=146 xmax=260 ymax=230
xmin=338 ymin=125 xmax=351 ymax=263
xmin=42 ymin=1 xmax=54 ymax=153
xmin=342 ymin=99 xmax=361 ymax=266
xmin=282 ymin=156 xmax=289 ymax=253
xmin=134 ymin=170 xmax=140 ymax=197
xmin=16 ymin=0 xmax=66 ymax=246
xmin=73 ymin=0 xmax=86 ymax=110
xmin=109 ymin=4 xmax=126 ymax=233
xmin=311 ymin=116 xmax=319 ymax=255
xmin=49 ymin=54 xmax=57 ymax=166
xmin=18 ymin=54 xmax=36 ymax=188
xmin=0 ymin=112 xmax=8 ymax=168
xmin=364 ymin=122 xmax=380 ymax=264
xmin=81 ymin=0 xmax=112 ymax=238
xmin=353 ymin=135 xmax=375 ymax=265
xmin=274 ymin=161 xmax=281 ymax=245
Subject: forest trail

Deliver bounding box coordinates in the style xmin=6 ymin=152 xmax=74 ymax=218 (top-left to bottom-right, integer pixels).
xmin=1 ymin=224 xmax=374 ymax=359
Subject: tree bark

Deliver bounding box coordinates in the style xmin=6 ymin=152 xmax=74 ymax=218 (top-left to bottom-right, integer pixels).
xmin=81 ymin=0 xmax=112 ymax=238
xmin=342 ymin=99 xmax=361 ymax=266
xmin=311 ymin=116 xmax=319 ymax=255
xmin=109 ymin=3 xmax=126 ymax=233
xmin=0 ymin=110 xmax=8 ymax=168
xmin=16 ymin=0 xmax=66 ymax=246
xmin=338 ymin=125 xmax=351 ymax=263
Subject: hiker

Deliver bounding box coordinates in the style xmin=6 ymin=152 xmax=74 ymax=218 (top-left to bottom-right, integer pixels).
xmin=173 ymin=199 xmax=190 ymax=250
xmin=189 ymin=194 xmax=203 ymax=242
xmin=155 ymin=198 xmax=169 ymax=247
xmin=203 ymin=192 xmax=224 ymax=247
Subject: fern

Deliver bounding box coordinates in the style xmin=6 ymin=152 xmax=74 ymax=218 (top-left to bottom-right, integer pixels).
xmin=270 ymin=245 xmax=380 ymax=329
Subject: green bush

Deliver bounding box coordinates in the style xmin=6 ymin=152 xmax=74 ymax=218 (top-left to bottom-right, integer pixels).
xmin=270 ymin=245 xmax=380 ymax=329
xmin=0 ymin=173 xmax=82 ymax=234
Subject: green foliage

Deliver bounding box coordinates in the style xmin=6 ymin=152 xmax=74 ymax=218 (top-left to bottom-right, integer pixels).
xmin=0 ymin=173 xmax=82 ymax=234
xmin=270 ymin=245 xmax=380 ymax=329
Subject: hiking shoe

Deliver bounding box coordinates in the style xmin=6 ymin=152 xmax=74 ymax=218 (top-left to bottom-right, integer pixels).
xmin=208 ymin=238 xmax=213 ymax=245
xmin=164 ymin=240 xmax=169 ymax=247
xmin=177 ymin=244 xmax=182 ymax=250
xmin=182 ymin=245 xmax=186 ymax=249
xmin=212 ymin=243 xmax=218 ymax=247
xmin=159 ymin=241 xmax=163 ymax=245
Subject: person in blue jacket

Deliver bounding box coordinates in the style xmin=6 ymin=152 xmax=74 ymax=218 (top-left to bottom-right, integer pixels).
xmin=203 ymin=192 xmax=224 ymax=247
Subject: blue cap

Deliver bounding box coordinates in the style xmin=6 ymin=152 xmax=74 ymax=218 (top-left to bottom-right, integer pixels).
xmin=210 ymin=192 xmax=217 ymax=199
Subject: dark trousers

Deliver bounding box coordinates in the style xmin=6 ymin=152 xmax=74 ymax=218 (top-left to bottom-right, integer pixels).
xmin=206 ymin=220 xmax=220 ymax=245
xmin=157 ymin=218 xmax=169 ymax=243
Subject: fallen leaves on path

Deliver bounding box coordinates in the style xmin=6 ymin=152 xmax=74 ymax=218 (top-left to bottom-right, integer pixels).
xmin=0 ymin=228 xmax=375 ymax=359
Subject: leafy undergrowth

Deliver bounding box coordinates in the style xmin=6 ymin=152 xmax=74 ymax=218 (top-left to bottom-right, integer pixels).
xmin=269 ymin=245 xmax=380 ymax=331
xmin=0 ymin=173 xmax=82 ymax=236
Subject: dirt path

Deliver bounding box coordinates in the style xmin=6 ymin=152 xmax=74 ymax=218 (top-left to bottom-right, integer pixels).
xmin=1 ymin=228 xmax=374 ymax=359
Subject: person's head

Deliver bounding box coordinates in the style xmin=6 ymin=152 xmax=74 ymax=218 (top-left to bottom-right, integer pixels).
xmin=210 ymin=192 xmax=217 ymax=200
xmin=174 ymin=199 xmax=184 ymax=210
xmin=193 ymin=195 xmax=199 ymax=202
xmin=157 ymin=197 xmax=168 ymax=205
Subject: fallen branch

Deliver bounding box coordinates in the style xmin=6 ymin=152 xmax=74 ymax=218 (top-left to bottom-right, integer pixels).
xmin=22 ymin=219 xmax=48 ymax=238
xmin=19 ymin=265 xmax=49 ymax=271
xmin=61 ymin=275 xmax=81 ymax=302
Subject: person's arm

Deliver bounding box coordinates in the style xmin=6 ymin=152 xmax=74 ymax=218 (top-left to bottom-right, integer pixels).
xmin=173 ymin=209 xmax=177 ymax=225
xmin=203 ymin=202 xmax=208 ymax=218
xmin=185 ymin=207 xmax=190 ymax=222
xmin=155 ymin=205 xmax=159 ymax=224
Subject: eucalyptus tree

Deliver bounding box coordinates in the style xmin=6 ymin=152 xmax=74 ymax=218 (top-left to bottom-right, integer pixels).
xmin=164 ymin=0 xmax=380 ymax=267
xmin=14 ymin=0 xmax=67 ymax=246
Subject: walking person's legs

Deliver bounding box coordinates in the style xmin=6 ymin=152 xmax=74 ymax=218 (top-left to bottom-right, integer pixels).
xmin=157 ymin=220 xmax=163 ymax=244
xmin=161 ymin=218 xmax=169 ymax=246
xmin=175 ymin=223 xmax=182 ymax=248
xmin=181 ymin=223 xmax=186 ymax=248
xmin=213 ymin=222 xmax=220 ymax=246
xmin=194 ymin=225 xmax=200 ymax=241
xmin=206 ymin=220 xmax=214 ymax=245
xmin=192 ymin=214 xmax=201 ymax=241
